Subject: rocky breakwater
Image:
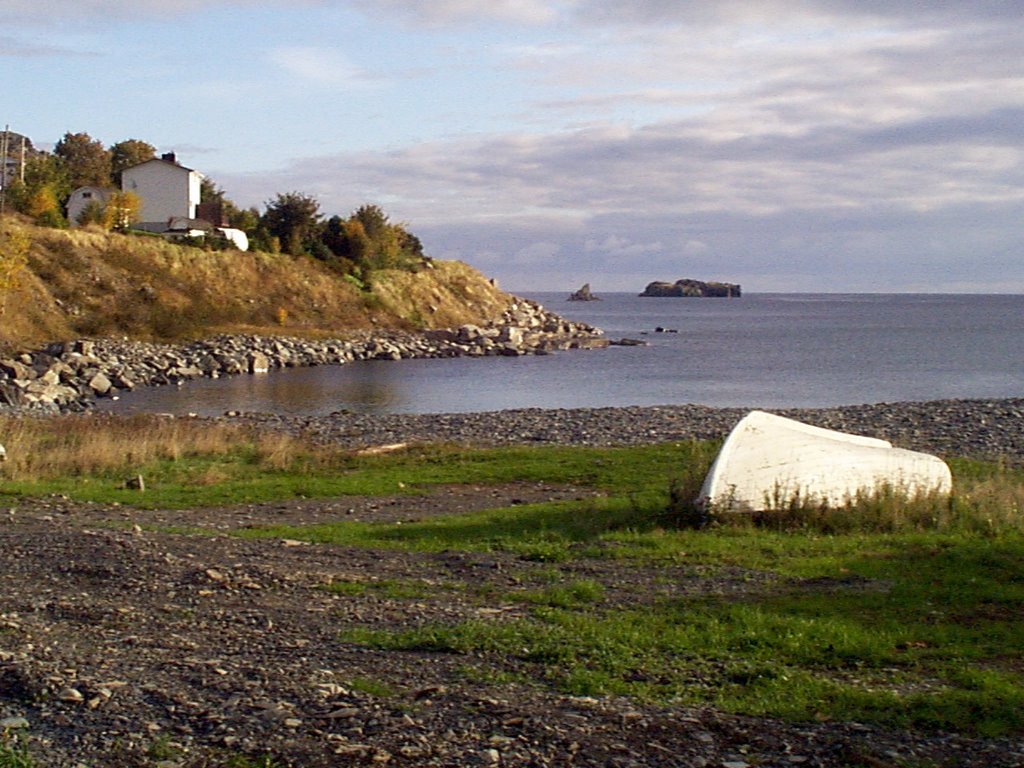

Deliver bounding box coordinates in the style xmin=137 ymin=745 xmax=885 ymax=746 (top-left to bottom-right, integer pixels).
xmin=0 ymin=298 xmax=604 ymax=412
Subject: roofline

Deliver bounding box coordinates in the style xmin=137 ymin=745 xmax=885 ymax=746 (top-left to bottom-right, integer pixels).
xmin=122 ymin=157 xmax=199 ymax=174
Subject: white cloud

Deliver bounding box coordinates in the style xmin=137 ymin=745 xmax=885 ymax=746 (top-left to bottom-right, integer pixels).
xmin=351 ymin=0 xmax=574 ymax=25
xmin=268 ymin=47 xmax=377 ymax=88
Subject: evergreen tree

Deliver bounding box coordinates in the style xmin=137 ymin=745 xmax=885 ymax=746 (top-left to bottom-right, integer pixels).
xmin=260 ymin=191 xmax=322 ymax=256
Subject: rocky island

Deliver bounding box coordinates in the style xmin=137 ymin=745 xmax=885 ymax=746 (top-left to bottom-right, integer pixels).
xmin=567 ymin=283 xmax=599 ymax=301
xmin=640 ymin=279 xmax=741 ymax=297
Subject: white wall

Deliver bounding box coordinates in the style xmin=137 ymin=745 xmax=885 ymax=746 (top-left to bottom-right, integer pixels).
xmin=121 ymin=160 xmax=201 ymax=230
xmin=66 ymin=186 xmax=112 ymax=227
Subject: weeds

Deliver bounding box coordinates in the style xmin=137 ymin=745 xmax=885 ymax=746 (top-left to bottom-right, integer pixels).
xmin=346 ymin=676 xmax=396 ymax=698
xmin=0 ymin=731 xmax=32 ymax=768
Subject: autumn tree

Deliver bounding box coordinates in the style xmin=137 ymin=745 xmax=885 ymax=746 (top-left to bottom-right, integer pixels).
xmin=4 ymin=154 xmax=70 ymax=218
xmin=54 ymin=131 xmax=112 ymax=190
xmin=322 ymin=204 xmax=424 ymax=272
xmin=27 ymin=186 xmax=65 ymax=228
xmin=110 ymin=139 xmax=156 ymax=185
xmin=103 ymin=191 xmax=141 ymax=232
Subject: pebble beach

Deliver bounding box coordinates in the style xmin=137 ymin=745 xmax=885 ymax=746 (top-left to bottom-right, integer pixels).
xmin=231 ymin=397 xmax=1024 ymax=462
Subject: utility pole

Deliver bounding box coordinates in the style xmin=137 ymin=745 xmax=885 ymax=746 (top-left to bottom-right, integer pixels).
xmin=0 ymin=125 xmax=9 ymax=217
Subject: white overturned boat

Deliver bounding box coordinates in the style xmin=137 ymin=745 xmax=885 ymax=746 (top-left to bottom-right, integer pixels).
xmin=697 ymin=410 xmax=952 ymax=512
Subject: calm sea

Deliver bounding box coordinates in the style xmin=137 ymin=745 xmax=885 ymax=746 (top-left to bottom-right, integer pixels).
xmin=97 ymin=293 xmax=1024 ymax=417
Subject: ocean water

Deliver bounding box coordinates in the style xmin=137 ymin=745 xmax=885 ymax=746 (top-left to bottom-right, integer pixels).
xmin=98 ymin=293 xmax=1024 ymax=417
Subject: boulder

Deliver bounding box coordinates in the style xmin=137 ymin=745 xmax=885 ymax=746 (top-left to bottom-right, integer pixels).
xmin=457 ymin=325 xmax=485 ymax=343
xmin=497 ymin=326 xmax=524 ymax=345
xmin=0 ymin=359 xmax=33 ymax=380
xmin=88 ymin=372 xmax=113 ymax=396
xmin=0 ymin=384 xmax=24 ymax=407
xmin=248 ymin=352 xmax=270 ymax=374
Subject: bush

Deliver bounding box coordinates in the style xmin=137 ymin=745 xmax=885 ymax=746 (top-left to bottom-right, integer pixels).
xmin=663 ymin=441 xmax=719 ymax=529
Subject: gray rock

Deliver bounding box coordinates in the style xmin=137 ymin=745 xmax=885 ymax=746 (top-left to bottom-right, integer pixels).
xmin=248 ymin=352 xmax=270 ymax=374
xmin=0 ymin=359 xmax=32 ymax=380
xmin=88 ymin=372 xmax=113 ymax=396
xmin=457 ymin=324 xmax=485 ymax=342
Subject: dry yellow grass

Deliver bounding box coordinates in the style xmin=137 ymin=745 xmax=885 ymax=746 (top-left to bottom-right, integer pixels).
xmin=0 ymin=413 xmax=318 ymax=481
xmin=368 ymin=261 xmax=513 ymax=328
xmin=0 ymin=216 xmax=515 ymax=349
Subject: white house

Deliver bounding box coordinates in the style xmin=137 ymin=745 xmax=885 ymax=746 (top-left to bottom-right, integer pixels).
xmin=66 ymin=186 xmax=112 ymax=226
xmin=121 ymin=153 xmax=202 ymax=233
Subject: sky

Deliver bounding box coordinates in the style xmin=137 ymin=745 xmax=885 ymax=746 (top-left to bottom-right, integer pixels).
xmin=3 ymin=1 xmax=1023 ymax=293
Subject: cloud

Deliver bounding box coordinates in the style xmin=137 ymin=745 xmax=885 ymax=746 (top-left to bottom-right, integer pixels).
xmin=216 ymin=80 xmax=1024 ymax=292
xmin=5 ymin=0 xmax=285 ymax=23
xmin=0 ymin=35 xmax=93 ymax=57
xmin=268 ymin=46 xmax=377 ymax=88
xmin=572 ymin=1 xmax=1024 ymax=26
xmin=350 ymin=0 xmax=573 ymax=25
xmin=179 ymin=0 xmax=1023 ymax=292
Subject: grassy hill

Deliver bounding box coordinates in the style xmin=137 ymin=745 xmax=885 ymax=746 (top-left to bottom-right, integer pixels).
xmin=0 ymin=216 xmax=517 ymax=350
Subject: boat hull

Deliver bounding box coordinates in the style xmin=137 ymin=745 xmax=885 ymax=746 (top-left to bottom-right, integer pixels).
xmin=698 ymin=411 xmax=952 ymax=512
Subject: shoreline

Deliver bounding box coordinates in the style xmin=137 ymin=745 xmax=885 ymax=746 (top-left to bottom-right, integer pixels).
xmin=227 ymin=397 xmax=1024 ymax=462
xmin=0 ymin=298 xmax=604 ymax=413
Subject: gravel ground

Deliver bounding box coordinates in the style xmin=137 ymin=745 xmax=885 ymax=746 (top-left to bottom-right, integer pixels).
xmin=230 ymin=398 xmax=1024 ymax=462
xmin=2 ymin=400 xmax=1024 ymax=767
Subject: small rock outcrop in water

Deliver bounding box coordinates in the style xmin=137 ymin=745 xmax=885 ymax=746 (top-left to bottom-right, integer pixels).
xmin=568 ymin=283 xmax=600 ymax=301
xmin=640 ymin=279 xmax=741 ymax=298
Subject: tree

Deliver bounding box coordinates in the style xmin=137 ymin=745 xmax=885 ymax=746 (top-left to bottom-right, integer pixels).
xmin=344 ymin=204 xmax=423 ymax=270
xmin=200 ymin=177 xmax=251 ymax=229
xmin=229 ymin=206 xmax=260 ymax=233
xmin=5 ymin=155 xmax=70 ymax=215
xmin=75 ymin=199 xmax=106 ymax=227
xmin=110 ymin=139 xmax=155 ymax=185
xmin=260 ymin=192 xmax=322 ymax=256
xmin=103 ymin=191 xmax=141 ymax=232
xmin=27 ymin=186 xmax=65 ymax=228
xmin=54 ymin=132 xmax=112 ymax=190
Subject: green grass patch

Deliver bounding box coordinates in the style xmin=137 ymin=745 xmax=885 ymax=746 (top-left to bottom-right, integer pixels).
xmin=342 ymin=531 xmax=1024 ymax=736
xmin=345 ymin=676 xmax=397 ymax=698
xmin=511 ymin=579 xmax=606 ymax=608
xmin=234 ymin=495 xmax=658 ymax=561
xmin=0 ymin=441 xmax=709 ymax=510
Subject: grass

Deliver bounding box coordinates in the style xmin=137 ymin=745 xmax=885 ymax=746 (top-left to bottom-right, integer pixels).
xmin=0 ymin=732 xmax=32 ymax=768
xmin=2 ymin=217 xmax=517 ymax=346
xmin=2 ymin=414 xmax=1024 ymax=737
xmin=0 ymin=413 xmax=706 ymax=510
xmin=342 ymin=532 xmax=1024 ymax=736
